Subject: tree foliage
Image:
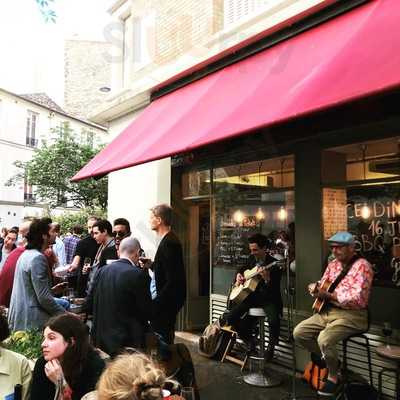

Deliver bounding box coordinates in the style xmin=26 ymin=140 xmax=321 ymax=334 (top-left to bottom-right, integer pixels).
xmin=34 ymin=0 xmax=57 ymax=23
xmin=53 ymin=207 xmax=107 ymax=235
xmin=7 ymin=126 xmax=108 ymax=209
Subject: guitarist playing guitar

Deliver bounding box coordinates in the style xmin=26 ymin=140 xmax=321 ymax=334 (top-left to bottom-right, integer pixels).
xmin=220 ymin=233 xmax=283 ymax=361
xmin=293 ymin=232 xmax=374 ymax=397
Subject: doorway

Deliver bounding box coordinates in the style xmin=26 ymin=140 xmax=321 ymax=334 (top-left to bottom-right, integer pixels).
xmin=185 ymin=200 xmax=210 ymax=329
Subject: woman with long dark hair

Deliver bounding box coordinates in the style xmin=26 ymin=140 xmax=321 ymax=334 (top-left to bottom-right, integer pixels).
xmin=31 ymin=314 xmax=105 ymax=400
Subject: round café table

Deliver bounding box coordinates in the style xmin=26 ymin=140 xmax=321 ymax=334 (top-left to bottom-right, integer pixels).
xmin=376 ymin=344 xmax=400 ymax=400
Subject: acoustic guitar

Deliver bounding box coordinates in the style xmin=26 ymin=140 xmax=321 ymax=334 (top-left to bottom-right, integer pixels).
xmin=311 ymin=279 xmax=333 ymax=313
xmin=229 ymin=261 xmax=278 ymax=305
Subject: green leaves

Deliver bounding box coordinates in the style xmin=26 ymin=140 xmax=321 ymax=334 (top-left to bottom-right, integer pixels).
xmin=5 ymin=329 xmax=43 ymax=360
xmin=34 ymin=0 xmax=57 ymax=23
xmin=7 ymin=125 xmax=108 ymax=210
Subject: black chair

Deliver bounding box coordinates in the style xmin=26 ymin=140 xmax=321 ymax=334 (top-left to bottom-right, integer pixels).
xmin=341 ymin=308 xmax=373 ymax=386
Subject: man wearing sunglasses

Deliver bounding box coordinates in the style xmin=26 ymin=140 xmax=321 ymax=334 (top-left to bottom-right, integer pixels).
xmin=293 ymin=231 xmax=373 ymax=397
xmin=99 ymin=218 xmax=131 ymax=266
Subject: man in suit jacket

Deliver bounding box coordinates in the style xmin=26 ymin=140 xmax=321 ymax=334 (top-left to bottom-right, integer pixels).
xmin=142 ymin=204 xmax=186 ymax=344
xmin=8 ymin=218 xmax=65 ymax=331
xmin=84 ymin=237 xmax=152 ymax=357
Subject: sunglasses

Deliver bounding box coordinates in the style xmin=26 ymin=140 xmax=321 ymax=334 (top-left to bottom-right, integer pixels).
xmin=113 ymin=231 xmax=130 ymax=238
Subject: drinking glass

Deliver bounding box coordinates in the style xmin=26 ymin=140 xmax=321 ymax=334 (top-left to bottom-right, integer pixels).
xmin=82 ymin=257 xmax=91 ymax=275
xmin=382 ymin=321 xmax=393 ymax=349
xmin=180 ymin=387 xmax=195 ymax=400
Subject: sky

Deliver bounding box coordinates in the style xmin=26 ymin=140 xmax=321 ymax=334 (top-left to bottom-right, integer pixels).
xmin=0 ymin=0 xmax=110 ymax=105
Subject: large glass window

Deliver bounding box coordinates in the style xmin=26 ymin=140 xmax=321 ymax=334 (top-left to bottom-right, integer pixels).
xmin=322 ymin=137 xmax=400 ymax=288
xmin=212 ymin=156 xmax=294 ymax=295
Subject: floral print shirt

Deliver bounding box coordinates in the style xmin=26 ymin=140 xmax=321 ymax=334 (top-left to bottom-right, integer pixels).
xmin=320 ymin=257 xmax=373 ymax=310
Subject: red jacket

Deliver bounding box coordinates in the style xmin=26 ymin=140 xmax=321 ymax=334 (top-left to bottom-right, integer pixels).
xmin=0 ymin=246 xmax=25 ymax=307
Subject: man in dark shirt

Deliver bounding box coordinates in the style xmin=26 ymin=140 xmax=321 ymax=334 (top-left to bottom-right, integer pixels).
xmin=99 ymin=217 xmax=131 ymax=266
xmin=222 ymin=233 xmax=282 ymax=360
xmin=141 ymin=204 xmax=186 ymax=344
xmin=68 ymin=217 xmax=99 ymax=297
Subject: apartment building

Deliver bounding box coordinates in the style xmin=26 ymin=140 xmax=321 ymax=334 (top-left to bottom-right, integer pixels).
xmin=0 ymin=88 xmax=107 ymax=228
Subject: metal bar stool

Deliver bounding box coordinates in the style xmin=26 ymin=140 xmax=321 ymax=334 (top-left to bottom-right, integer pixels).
xmin=242 ymin=308 xmax=281 ymax=387
xmin=342 ymin=309 xmax=373 ymax=386
xmin=376 ymin=345 xmax=400 ymax=400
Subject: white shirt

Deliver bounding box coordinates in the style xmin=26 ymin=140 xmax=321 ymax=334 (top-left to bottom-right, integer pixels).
xmin=52 ymin=236 xmax=66 ymax=267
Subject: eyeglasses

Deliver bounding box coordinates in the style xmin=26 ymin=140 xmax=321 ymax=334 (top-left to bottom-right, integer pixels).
xmin=113 ymin=231 xmax=129 ymax=238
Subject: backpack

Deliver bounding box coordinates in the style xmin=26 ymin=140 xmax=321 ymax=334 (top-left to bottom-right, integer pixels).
xmin=302 ymin=353 xmax=328 ymax=390
xmin=198 ymin=320 xmax=224 ymax=358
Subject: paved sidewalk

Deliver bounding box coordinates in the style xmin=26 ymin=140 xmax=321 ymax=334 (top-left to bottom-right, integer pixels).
xmin=176 ymin=332 xmax=317 ymax=400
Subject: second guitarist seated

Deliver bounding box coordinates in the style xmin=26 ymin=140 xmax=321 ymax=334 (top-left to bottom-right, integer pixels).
xmin=220 ymin=233 xmax=282 ymax=361
xmin=293 ymin=231 xmax=374 ymax=397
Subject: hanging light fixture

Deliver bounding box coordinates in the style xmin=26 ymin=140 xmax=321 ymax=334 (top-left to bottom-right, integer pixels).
xmin=256 ymin=207 xmax=265 ymax=221
xmin=233 ymin=209 xmax=245 ymax=224
xmin=277 ymin=159 xmax=288 ymax=221
xmin=278 ymin=206 xmax=287 ymax=221
xmin=361 ymin=205 xmax=371 ymax=219
xmin=360 ymin=144 xmax=371 ymax=220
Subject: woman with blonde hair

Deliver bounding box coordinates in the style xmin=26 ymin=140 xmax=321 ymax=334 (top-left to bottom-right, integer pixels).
xmin=97 ymin=353 xmax=169 ymax=400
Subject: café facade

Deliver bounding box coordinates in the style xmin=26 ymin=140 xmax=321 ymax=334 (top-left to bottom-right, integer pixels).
xmin=74 ymin=0 xmax=400 ymax=393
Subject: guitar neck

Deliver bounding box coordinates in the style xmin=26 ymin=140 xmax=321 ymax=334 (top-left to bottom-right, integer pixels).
xmin=245 ymin=261 xmax=276 ymax=279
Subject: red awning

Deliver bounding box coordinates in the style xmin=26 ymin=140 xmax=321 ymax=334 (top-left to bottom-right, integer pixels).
xmin=73 ymin=0 xmax=400 ymax=181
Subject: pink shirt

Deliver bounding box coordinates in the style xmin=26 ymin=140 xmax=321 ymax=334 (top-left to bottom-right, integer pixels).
xmin=321 ymin=257 xmax=373 ymax=310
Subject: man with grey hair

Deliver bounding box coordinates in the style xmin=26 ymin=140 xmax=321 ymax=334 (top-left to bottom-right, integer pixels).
xmin=84 ymin=236 xmax=152 ymax=356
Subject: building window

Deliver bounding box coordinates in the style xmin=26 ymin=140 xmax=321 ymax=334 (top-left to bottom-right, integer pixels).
xmin=212 ymin=156 xmax=295 ymax=295
xmin=224 ymin=0 xmax=285 ymax=27
xmin=123 ymin=14 xmax=133 ymax=86
xmin=0 ymin=99 xmax=2 ymax=136
xmin=26 ymin=111 xmax=38 ymax=147
xmin=24 ymin=178 xmax=35 ymax=204
xmin=131 ymin=13 xmax=155 ymax=72
xmin=322 ymin=137 xmax=400 ymax=288
xmin=122 ymin=12 xmax=155 ymax=86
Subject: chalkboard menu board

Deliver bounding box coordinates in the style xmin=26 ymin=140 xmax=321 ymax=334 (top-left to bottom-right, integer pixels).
xmin=347 ymin=184 xmax=400 ymax=288
xmin=214 ymin=213 xmax=261 ymax=268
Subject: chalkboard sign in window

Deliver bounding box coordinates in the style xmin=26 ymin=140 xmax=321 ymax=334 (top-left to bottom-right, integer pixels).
xmin=347 ymin=184 xmax=400 ymax=288
xmin=212 ymin=191 xmax=294 ymax=295
xmin=214 ymin=212 xmax=260 ymax=268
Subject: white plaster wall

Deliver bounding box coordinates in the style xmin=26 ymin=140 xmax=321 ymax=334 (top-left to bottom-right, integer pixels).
xmin=0 ymin=142 xmax=33 ymax=202
xmin=0 ymin=204 xmax=23 ymax=228
xmin=106 ymin=109 xmax=171 ymax=258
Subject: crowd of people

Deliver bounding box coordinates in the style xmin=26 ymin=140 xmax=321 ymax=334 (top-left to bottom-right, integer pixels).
xmin=0 ymin=204 xmax=187 ymax=400
xmin=0 ymin=205 xmax=375 ymax=399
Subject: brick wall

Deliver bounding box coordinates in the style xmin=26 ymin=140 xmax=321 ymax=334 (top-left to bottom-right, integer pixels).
xmin=130 ymin=0 xmax=224 ymax=67
xmin=64 ymin=39 xmax=112 ymax=120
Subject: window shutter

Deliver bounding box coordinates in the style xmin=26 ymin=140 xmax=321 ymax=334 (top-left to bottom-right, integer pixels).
xmin=224 ymin=0 xmax=279 ymax=27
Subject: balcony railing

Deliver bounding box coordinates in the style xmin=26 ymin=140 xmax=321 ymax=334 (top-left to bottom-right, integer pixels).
xmin=24 ymin=193 xmax=36 ymax=203
xmin=26 ymin=137 xmax=38 ymax=147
